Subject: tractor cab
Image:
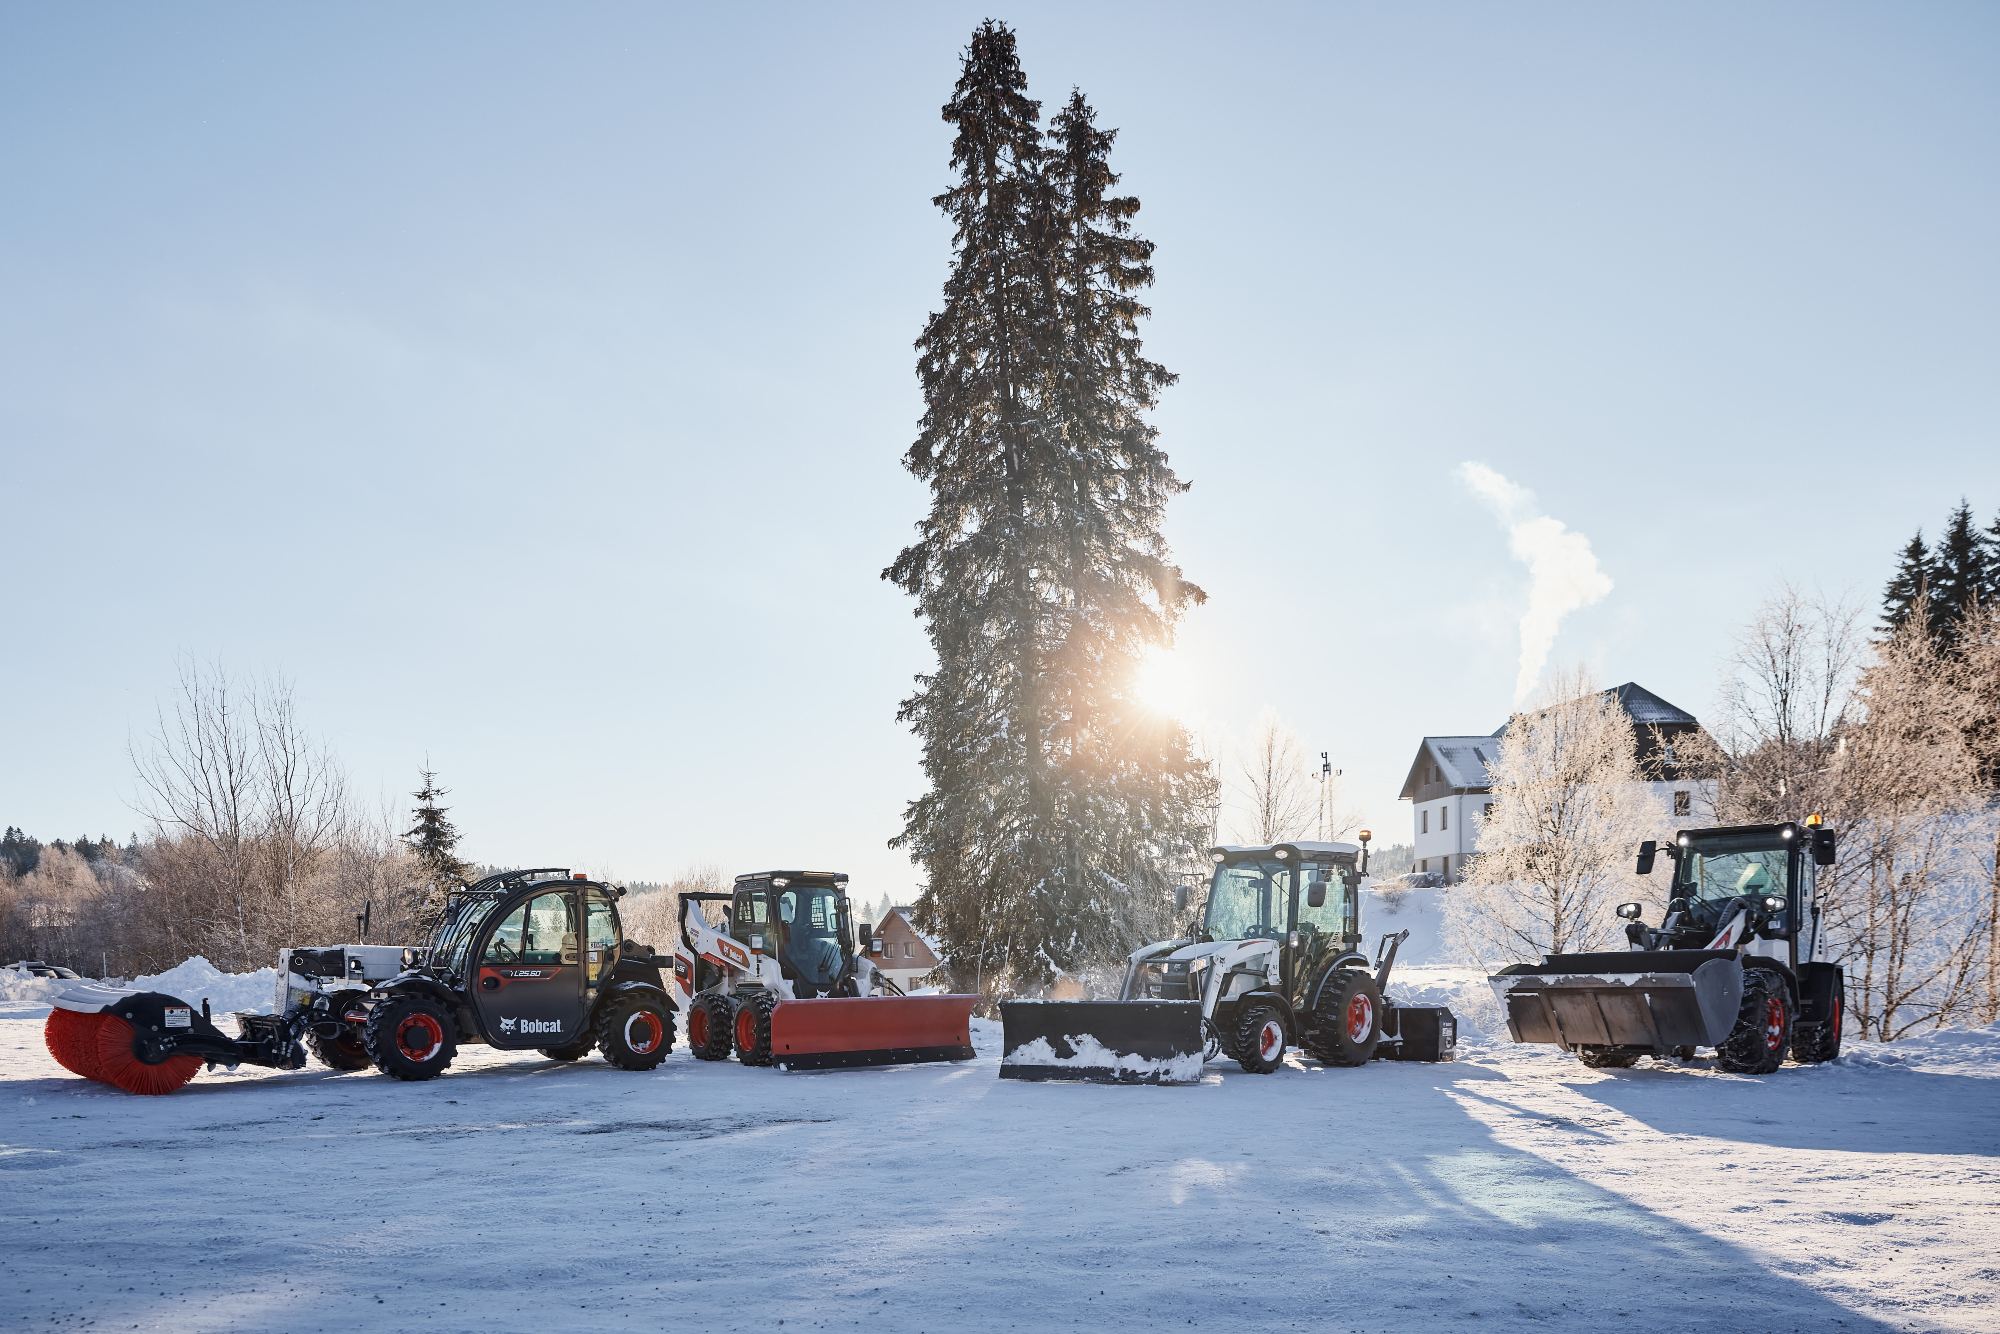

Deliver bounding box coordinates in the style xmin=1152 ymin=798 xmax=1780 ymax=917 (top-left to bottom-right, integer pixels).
xmin=728 ymin=871 xmax=856 ymax=999
xmin=1197 ymin=843 xmax=1363 ymax=1013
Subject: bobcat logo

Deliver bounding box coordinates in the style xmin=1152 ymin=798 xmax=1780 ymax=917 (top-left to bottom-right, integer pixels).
xmin=499 ymin=1016 xmax=517 ymax=1035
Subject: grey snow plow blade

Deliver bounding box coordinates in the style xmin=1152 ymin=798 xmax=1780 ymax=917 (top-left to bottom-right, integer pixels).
xmin=1488 ymin=950 xmax=1744 ymax=1052
xmin=998 ymin=1000 xmax=1204 ymax=1084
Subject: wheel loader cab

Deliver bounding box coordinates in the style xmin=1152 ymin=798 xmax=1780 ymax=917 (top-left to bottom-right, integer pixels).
xmin=1666 ymin=825 xmax=1808 ymax=966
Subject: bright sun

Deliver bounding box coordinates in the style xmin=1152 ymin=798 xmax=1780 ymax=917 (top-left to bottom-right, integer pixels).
xmin=1133 ymin=649 xmax=1194 ymax=715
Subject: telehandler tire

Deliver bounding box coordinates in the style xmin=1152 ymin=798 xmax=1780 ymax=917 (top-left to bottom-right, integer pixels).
xmin=1791 ymin=987 xmax=1843 ymax=1064
xmin=539 ymin=1036 xmax=596 ymax=1062
xmin=1310 ymin=970 xmax=1382 ymax=1067
xmin=1577 ymin=1047 xmax=1640 ymax=1069
xmin=688 ymin=993 xmax=734 ymax=1062
xmin=1235 ymin=1003 xmax=1287 ymax=1074
xmin=1716 ymin=969 xmax=1791 ymax=1075
xmin=734 ymin=989 xmax=778 ymax=1067
xmin=364 ymin=995 xmax=458 ymax=1081
xmin=597 ymin=993 xmax=673 ymax=1070
xmin=306 ymin=989 xmax=372 ymax=1071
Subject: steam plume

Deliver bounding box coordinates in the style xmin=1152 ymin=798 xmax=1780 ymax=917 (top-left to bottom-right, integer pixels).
xmin=1456 ymin=462 xmax=1614 ymax=704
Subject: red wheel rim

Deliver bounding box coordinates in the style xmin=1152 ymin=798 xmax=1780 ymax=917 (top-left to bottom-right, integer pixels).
xmin=1346 ymin=993 xmax=1374 ymax=1044
xmin=1259 ymin=1019 xmax=1283 ymax=1060
xmin=689 ymin=1008 xmax=710 ymax=1047
xmin=1763 ymin=995 xmax=1786 ymax=1052
xmin=625 ymin=1010 xmax=663 ymax=1055
xmin=736 ymin=1007 xmax=757 ymax=1051
xmin=397 ymin=1012 xmax=444 ymax=1062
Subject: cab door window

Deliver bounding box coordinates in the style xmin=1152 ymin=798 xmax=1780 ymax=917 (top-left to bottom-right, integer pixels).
xmin=584 ymin=889 xmax=619 ymax=989
xmin=520 ymin=893 xmax=576 ymax=964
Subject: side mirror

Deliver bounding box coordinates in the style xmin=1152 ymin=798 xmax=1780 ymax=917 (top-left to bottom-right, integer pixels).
xmin=1306 ymin=878 xmax=1327 ymax=909
xmin=1635 ymin=841 xmax=1657 ymax=875
xmin=1616 ymin=902 xmax=1643 ymax=921
xmin=855 ymin=923 xmax=872 ymax=950
xmin=1812 ymin=829 xmax=1837 ymax=866
xmin=1174 ymin=885 xmax=1188 ymax=913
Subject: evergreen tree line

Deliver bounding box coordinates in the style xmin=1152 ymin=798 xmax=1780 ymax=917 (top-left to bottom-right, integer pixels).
xmin=889 ymin=23 xmax=1216 ymax=998
xmin=1881 ymin=498 xmax=2000 ymax=650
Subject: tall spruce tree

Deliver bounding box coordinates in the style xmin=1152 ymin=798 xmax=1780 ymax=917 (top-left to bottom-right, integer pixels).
xmin=886 ymin=25 xmax=1211 ymax=992
xmin=1931 ymin=499 xmax=1994 ymax=651
xmin=1881 ymin=530 xmax=1935 ymax=639
xmin=404 ymin=769 xmax=469 ymax=921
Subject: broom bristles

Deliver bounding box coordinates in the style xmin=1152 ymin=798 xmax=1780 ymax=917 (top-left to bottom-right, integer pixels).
xmin=44 ymin=1007 xmax=111 ymax=1082
xmin=92 ymin=1015 xmax=203 ymax=1095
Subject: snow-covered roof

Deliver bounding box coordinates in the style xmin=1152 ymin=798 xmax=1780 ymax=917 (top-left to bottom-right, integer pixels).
xmin=1605 ymin=682 xmax=1698 ymax=727
xmin=1398 ymin=737 xmax=1499 ymax=799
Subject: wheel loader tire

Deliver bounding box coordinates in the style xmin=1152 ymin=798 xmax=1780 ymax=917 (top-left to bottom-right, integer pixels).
xmin=538 ymin=1036 xmax=596 ymax=1062
xmin=306 ymin=990 xmax=373 ymax=1071
xmin=364 ymin=995 xmax=458 ymax=1082
xmin=1576 ymin=1047 xmax=1640 ymax=1069
xmin=1716 ymin=969 xmax=1791 ymax=1075
xmin=1791 ymin=987 xmax=1843 ymax=1064
xmin=734 ymin=989 xmax=777 ymax=1067
xmin=688 ymin=993 xmax=734 ymax=1062
xmin=596 ymin=993 xmax=672 ymax=1070
xmin=1234 ymin=1003 xmax=1287 ymax=1074
xmin=1309 ymin=970 xmax=1382 ymax=1067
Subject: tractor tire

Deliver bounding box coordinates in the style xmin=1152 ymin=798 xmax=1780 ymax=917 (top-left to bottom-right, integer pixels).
xmin=1234 ymin=1002 xmax=1287 ymax=1074
xmin=596 ymin=993 xmax=673 ymax=1071
xmin=687 ymin=993 xmax=734 ymax=1062
xmin=1309 ymin=970 xmax=1382 ymax=1067
xmin=1576 ymin=1047 xmax=1641 ymax=1069
xmin=539 ymin=1036 xmax=596 ymax=1062
xmin=734 ymin=989 xmax=778 ymax=1067
xmin=306 ymin=990 xmax=372 ymax=1071
xmin=364 ymin=995 xmax=458 ymax=1082
xmin=1716 ymin=968 xmax=1792 ymax=1075
xmin=1792 ymin=986 xmax=1844 ymax=1064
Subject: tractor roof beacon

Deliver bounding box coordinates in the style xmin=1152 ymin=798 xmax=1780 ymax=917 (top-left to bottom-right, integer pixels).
xmin=999 ymin=834 xmax=1459 ymax=1083
xmin=46 ymin=867 xmax=679 ymax=1093
xmin=674 ymin=871 xmax=979 ymax=1070
xmin=1487 ymin=819 xmax=1844 ymax=1073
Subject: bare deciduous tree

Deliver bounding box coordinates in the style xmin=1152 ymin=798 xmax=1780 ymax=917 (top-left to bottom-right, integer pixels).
xmin=1234 ymin=710 xmax=1314 ymax=846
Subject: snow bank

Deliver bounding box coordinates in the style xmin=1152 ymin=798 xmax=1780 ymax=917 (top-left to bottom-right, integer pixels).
xmin=1832 ymin=1021 xmax=2000 ymax=1077
xmin=0 ymin=968 xmax=75 ymax=1010
xmin=999 ymin=1032 xmax=1205 ymax=1083
xmin=1361 ymin=875 xmax=1453 ymax=964
xmin=129 ymin=956 xmax=278 ymax=1016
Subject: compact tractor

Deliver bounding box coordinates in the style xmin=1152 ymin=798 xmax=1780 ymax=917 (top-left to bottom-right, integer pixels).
xmin=45 ymin=868 xmax=678 ymax=1093
xmin=999 ymin=837 xmax=1458 ymax=1083
xmin=675 ymin=870 xmax=978 ymax=1070
xmin=1488 ymin=818 xmax=1845 ymax=1073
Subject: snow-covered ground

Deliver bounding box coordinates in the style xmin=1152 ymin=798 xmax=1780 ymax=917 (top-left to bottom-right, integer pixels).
xmin=4 ymin=967 xmax=1998 ymax=1334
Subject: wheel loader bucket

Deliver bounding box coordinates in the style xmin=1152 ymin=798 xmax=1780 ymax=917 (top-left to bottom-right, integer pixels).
xmin=766 ymin=994 xmax=979 ymax=1070
xmin=997 ymin=1000 xmax=1204 ymax=1084
xmin=1488 ymin=949 xmax=1744 ymax=1052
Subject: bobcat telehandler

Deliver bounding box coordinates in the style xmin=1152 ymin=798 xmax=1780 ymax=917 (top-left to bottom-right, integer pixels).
xmin=675 ymin=870 xmax=979 ymax=1070
xmin=45 ymin=868 xmax=678 ymax=1093
xmin=1487 ymin=818 xmax=1845 ymax=1073
xmin=999 ymin=836 xmax=1458 ymax=1083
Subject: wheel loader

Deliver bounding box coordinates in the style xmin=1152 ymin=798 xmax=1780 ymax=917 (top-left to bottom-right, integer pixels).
xmin=998 ymin=836 xmax=1458 ymax=1083
xmin=45 ymin=868 xmax=678 ymax=1093
xmin=675 ymin=870 xmax=979 ymax=1070
xmin=1487 ymin=818 xmax=1845 ymax=1073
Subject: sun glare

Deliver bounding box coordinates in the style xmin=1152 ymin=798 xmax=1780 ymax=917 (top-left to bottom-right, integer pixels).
xmin=1133 ymin=649 xmax=1194 ymax=716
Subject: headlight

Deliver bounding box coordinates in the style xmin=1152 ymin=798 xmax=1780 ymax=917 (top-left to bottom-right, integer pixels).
xmin=1186 ymin=956 xmax=1209 ymax=973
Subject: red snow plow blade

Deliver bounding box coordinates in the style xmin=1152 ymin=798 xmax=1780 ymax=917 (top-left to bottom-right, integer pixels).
xmin=766 ymin=994 xmax=979 ymax=1070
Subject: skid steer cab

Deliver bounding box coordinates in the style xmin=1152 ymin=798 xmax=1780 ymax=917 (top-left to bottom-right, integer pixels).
xmin=999 ymin=838 xmax=1458 ymax=1084
xmin=44 ymin=867 xmax=678 ymax=1094
xmin=1489 ymin=819 xmax=1844 ymax=1073
xmin=675 ymin=871 xmax=978 ymax=1071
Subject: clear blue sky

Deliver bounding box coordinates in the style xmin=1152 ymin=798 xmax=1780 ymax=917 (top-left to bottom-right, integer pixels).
xmin=3 ymin=4 xmax=1995 ymax=896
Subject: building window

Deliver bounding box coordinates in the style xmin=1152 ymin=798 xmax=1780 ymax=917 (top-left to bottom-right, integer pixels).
xmin=904 ymin=942 xmax=914 ymax=958
xmin=1421 ymin=811 xmax=1429 ymax=834
xmin=1664 ymin=744 xmax=1677 ymax=765
xmin=1420 ymin=859 xmax=1428 ymax=872
xmin=1674 ymin=791 xmax=1691 ymax=817
xmin=1440 ymin=806 xmax=1448 ymax=832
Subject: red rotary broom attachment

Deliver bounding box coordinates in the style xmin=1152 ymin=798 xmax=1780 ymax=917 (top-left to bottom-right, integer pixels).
xmin=47 ymin=983 xmax=248 ymax=1095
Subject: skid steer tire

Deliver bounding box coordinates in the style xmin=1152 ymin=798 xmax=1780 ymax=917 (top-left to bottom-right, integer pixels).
xmin=734 ymin=989 xmax=777 ymax=1067
xmin=1309 ymin=970 xmax=1382 ymax=1067
xmin=688 ymin=993 xmax=733 ymax=1062
xmin=364 ymin=995 xmax=458 ymax=1082
xmin=306 ymin=989 xmax=372 ymax=1071
xmin=1716 ymin=969 xmax=1792 ymax=1075
xmin=539 ymin=1036 xmax=596 ymax=1062
xmin=1235 ymin=1003 xmax=1287 ymax=1074
xmin=597 ymin=993 xmax=672 ymax=1071
xmin=1791 ymin=988 xmax=1843 ymax=1065
xmin=1576 ymin=1047 xmax=1641 ymax=1069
